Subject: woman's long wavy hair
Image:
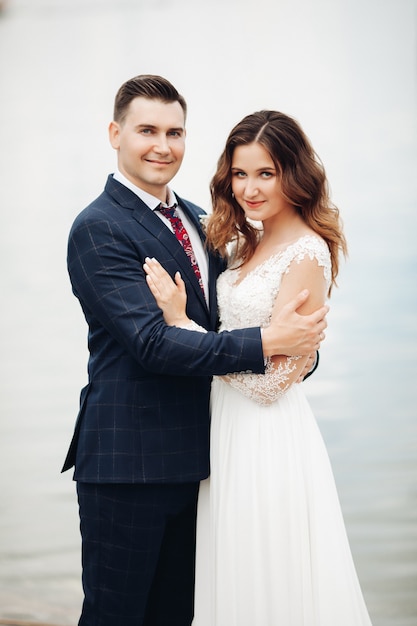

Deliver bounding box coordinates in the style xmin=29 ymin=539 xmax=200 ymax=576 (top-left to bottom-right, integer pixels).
xmin=206 ymin=110 xmax=347 ymax=294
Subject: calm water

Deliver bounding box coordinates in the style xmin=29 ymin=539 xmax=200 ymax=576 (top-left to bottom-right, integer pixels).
xmin=0 ymin=0 xmax=416 ymax=624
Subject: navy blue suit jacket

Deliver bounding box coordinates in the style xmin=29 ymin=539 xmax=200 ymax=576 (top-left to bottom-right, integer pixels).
xmin=62 ymin=176 xmax=265 ymax=484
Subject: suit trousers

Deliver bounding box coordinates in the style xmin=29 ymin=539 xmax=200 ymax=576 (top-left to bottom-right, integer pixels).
xmin=77 ymin=481 xmax=200 ymax=626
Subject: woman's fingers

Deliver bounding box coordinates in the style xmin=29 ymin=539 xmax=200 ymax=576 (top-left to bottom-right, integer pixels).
xmin=144 ymin=258 xmax=183 ymax=306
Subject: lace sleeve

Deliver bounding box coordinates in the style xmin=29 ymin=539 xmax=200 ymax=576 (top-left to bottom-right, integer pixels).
xmin=176 ymin=325 xmax=300 ymax=405
xmin=176 ymin=320 xmax=208 ymax=333
xmin=220 ymin=355 xmax=302 ymax=406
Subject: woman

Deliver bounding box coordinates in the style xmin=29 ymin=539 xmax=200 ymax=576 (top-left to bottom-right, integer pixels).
xmin=144 ymin=111 xmax=372 ymax=625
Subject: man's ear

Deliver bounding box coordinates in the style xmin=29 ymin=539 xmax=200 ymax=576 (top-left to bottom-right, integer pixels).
xmin=108 ymin=121 xmax=120 ymax=149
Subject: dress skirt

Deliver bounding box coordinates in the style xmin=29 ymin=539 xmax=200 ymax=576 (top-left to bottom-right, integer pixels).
xmin=193 ymin=378 xmax=372 ymax=626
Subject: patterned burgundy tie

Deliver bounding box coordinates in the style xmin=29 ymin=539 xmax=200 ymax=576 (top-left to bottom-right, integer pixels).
xmin=158 ymin=204 xmax=205 ymax=295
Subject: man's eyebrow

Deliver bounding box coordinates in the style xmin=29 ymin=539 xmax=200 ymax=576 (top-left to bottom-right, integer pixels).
xmin=135 ymin=124 xmax=184 ymax=132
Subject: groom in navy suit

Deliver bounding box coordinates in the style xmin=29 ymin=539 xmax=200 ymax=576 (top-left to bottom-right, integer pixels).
xmin=62 ymin=74 xmax=327 ymax=626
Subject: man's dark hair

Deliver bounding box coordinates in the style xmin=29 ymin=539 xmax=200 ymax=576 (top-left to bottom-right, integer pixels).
xmin=113 ymin=74 xmax=187 ymax=123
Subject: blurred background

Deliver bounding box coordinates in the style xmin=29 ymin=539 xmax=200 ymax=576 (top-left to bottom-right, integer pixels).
xmin=0 ymin=0 xmax=416 ymax=624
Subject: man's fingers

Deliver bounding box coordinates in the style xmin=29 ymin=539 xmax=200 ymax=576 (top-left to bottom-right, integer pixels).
xmin=288 ymin=289 xmax=310 ymax=311
xmin=312 ymin=304 xmax=330 ymax=324
xmin=315 ymin=330 xmax=326 ymax=350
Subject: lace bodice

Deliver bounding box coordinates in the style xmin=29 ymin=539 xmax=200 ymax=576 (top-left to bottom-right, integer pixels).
xmin=217 ymin=235 xmax=331 ymax=331
xmin=216 ymin=235 xmax=331 ymax=405
xmin=183 ymin=235 xmax=331 ymax=406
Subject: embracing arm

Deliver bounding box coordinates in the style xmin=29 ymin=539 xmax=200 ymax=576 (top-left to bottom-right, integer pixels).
xmin=144 ymin=256 xmax=328 ymax=357
xmin=68 ymin=215 xmax=265 ymax=377
xmin=143 ymin=254 xmax=328 ymax=404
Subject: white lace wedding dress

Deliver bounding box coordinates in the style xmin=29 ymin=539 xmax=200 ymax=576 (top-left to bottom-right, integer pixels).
xmin=192 ymin=235 xmax=372 ymax=626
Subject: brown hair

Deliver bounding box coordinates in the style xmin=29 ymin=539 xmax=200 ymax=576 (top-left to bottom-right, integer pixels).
xmin=113 ymin=74 xmax=187 ymax=123
xmin=206 ymin=110 xmax=347 ymax=293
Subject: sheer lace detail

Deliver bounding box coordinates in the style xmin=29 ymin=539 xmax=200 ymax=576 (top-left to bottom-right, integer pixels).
xmin=179 ymin=320 xmax=208 ymax=333
xmin=216 ymin=235 xmax=331 ymax=405
xmin=220 ymin=355 xmax=302 ymax=406
xmin=217 ymin=235 xmax=331 ymax=331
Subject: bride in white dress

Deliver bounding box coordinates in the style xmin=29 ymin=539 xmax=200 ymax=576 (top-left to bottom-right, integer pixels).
xmin=144 ymin=111 xmax=372 ymax=625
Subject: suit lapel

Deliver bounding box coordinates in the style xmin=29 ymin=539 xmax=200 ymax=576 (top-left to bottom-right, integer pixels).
xmin=105 ymin=176 xmax=210 ymax=314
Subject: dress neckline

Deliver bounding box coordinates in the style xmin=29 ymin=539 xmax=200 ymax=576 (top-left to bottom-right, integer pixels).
xmin=230 ymin=234 xmax=324 ymax=288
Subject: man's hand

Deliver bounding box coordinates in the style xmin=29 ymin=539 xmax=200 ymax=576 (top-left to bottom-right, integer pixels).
xmin=262 ymin=290 xmax=328 ymax=357
xmin=296 ymin=352 xmax=317 ymax=383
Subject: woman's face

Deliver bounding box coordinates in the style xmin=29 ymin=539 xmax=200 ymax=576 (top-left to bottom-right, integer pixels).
xmin=231 ymin=142 xmax=293 ymax=225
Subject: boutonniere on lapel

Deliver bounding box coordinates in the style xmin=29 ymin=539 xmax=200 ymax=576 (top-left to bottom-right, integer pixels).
xmin=199 ymin=214 xmax=210 ymax=232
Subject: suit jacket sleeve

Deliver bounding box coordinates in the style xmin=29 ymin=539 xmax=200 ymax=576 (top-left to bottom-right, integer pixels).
xmin=68 ymin=205 xmax=265 ymax=378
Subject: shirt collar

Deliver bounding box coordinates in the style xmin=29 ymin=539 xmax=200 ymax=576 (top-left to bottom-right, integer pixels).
xmin=112 ymin=168 xmax=177 ymax=210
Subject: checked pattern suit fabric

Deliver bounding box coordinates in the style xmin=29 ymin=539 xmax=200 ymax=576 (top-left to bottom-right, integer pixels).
xmin=62 ymin=176 xmax=265 ymax=483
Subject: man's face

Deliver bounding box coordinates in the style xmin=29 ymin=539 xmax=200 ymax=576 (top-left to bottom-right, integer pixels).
xmin=109 ymin=97 xmax=186 ymax=201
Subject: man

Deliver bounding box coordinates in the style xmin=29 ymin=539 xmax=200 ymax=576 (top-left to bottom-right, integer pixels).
xmin=62 ymin=74 xmax=327 ymax=626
